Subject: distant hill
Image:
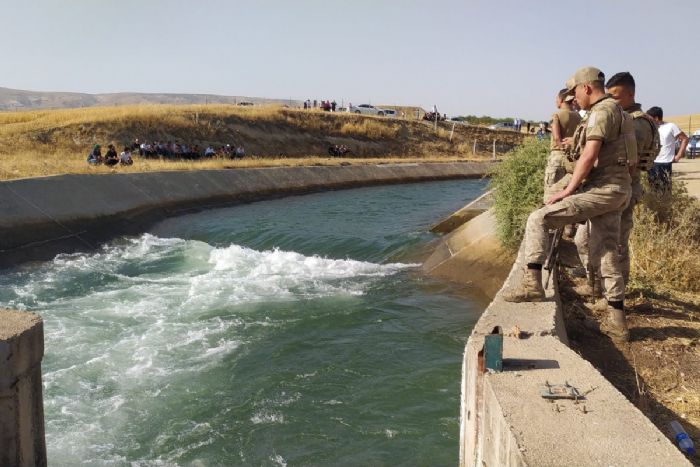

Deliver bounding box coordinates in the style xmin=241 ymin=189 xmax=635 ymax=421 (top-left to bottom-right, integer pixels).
xmin=0 ymin=86 xmax=299 ymax=111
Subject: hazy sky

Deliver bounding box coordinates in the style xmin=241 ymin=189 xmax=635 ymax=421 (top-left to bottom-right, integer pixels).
xmin=1 ymin=0 xmax=698 ymax=120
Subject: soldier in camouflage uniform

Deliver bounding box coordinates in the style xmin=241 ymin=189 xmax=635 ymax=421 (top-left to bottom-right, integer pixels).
xmin=544 ymin=89 xmax=581 ymax=203
xmin=504 ymin=67 xmax=636 ymax=342
xmin=577 ymin=72 xmax=660 ymax=290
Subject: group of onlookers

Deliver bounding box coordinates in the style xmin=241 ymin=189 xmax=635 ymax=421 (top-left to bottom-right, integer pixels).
xmin=86 ymin=139 xmax=246 ymax=166
xmin=303 ymin=99 xmax=338 ymax=112
xmin=86 ymin=144 xmax=133 ymax=166
xmin=134 ymin=139 xmax=246 ymax=160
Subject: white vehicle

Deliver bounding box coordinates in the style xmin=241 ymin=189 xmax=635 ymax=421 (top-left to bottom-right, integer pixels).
xmin=687 ymin=130 xmax=700 ymax=158
xmin=488 ymin=122 xmax=515 ymax=130
xmin=380 ymin=109 xmax=398 ymax=118
xmin=350 ymin=104 xmax=384 ymax=116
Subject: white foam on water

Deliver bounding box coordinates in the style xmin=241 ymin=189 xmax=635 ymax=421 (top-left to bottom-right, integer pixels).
xmin=251 ymin=411 xmax=286 ymax=425
xmin=0 ymin=233 xmax=414 ymax=464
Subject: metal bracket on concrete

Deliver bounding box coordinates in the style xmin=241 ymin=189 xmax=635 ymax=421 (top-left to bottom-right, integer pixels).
xmin=540 ymin=381 xmax=582 ymax=400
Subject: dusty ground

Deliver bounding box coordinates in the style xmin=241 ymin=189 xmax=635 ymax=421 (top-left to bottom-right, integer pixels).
xmin=557 ymin=239 xmax=700 ymax=465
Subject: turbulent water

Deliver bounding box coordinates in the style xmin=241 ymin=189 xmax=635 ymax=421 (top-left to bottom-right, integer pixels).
xmin=0 ymin=179 xmax=488 ymax=466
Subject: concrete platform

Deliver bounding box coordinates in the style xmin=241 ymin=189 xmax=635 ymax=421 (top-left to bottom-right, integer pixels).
xmin=450 ymin=211 xmax=691 ymax=466
xmin=430 ymin=189 xmax=494 ymax=234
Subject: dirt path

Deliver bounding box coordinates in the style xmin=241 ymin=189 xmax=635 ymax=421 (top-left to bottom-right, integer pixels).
xmin=674 ymin=156 xmax=700 ymax=198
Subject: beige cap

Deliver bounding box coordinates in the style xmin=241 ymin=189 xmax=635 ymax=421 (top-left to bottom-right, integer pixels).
xmin=565 ymin=67 xmax=605 ymax=92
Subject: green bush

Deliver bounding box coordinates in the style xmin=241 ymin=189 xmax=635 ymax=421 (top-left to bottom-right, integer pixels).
xmin=489 ymin=138 xmax=549 ymax=250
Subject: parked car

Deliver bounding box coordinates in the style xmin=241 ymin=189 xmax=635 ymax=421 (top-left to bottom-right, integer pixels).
xmin=488 ymin=122 xmax=515 ymax=130
xmin=350 ymin=104 xmax=384 ymax=116
xmin=686 ymin=130 xmax=700 ymax=158
xmin=380 ymin=109 xmax=398 ymax=118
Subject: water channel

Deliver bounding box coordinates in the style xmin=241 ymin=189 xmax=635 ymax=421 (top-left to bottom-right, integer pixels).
xmin=0 ymin=179 xmax=488 ymax=466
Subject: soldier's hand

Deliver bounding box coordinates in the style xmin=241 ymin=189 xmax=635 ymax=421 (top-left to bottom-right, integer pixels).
xmin=562 ymin=137 xmax=573 ymax=147
xmin=545 ymin=189 xmax=571 ymax=205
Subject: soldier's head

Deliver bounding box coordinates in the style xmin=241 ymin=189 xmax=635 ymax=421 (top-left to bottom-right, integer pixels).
xmin=557 ymin=89 xmax=575 ymax=110
xmin=647 ymin=106 xmax=663 ymax=124
xmin=605 ymin=72 xmax=636 ymax=110
xmin=565 ymin=67 xmax=605 ymax=111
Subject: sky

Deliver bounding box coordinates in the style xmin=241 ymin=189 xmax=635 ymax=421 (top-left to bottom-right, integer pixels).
xmin=1 ymin=0 xmax=698 ymax=120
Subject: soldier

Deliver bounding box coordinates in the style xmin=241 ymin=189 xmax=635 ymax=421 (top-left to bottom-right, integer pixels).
xmin=543 ymin=89 xmax=581 ymax=203
xmin=574 ymin=72 xmax=660 ymax=294
xmin=503 ymin=66 xmax=636 ymax=342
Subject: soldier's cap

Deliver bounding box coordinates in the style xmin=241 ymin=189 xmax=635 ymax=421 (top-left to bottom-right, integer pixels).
xmin=565 ymin=67 xmax=605 ymax=93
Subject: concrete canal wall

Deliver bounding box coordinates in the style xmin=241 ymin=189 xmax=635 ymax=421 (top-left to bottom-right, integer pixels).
xmin=0 ymin=162 xmax=491 ymax=269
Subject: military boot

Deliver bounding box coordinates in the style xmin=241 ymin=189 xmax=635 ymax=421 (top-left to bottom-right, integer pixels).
xmin=503 ymin=268 xmax=546 ymax=303
xmin=600 ymin=306 xmax=630 ymax=343
xmin=574 ymin=274 xmax=603 ymax=301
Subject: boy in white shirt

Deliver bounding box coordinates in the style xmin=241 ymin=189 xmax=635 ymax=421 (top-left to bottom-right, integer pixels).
xmin=647 ymin=106 xmax=689 ymax=193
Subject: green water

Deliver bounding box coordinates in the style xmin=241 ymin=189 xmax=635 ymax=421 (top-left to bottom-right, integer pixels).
xmin=0 ymin=179 xmax=488 ymax=466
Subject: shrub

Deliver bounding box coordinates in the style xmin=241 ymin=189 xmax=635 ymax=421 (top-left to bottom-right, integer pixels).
xmin=630 ymin=181 xmax=700 ymax=293
xmin=489 ymin=138 xmax=548 ymax=250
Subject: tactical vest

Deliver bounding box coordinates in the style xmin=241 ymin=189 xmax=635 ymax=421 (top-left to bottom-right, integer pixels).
xmin=565 ymin=98 xmax=635 ymax=175
xmin=629 ymin=110 xmax=661 ymax=172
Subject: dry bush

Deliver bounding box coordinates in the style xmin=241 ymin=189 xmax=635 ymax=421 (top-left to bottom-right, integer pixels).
xmin=630 ymin=181 xmax=700 ymax=293
xmin=339 ymin=118 xmax=400 ymax=139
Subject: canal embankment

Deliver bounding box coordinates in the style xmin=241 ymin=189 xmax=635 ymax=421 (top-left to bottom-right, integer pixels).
xmin=0 ymin=162 xmax=491 ymax=269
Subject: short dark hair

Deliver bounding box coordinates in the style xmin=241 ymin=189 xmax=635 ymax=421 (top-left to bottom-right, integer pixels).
xmin=605 ymin=72 xmax=636 ymax=90
xmin=558 ymin=88 xmax=569 ymax=100
xmin=647 ymin=106 xmax=663 ymax=120
xmin=588 ymin=80 xmax=605 ymax=92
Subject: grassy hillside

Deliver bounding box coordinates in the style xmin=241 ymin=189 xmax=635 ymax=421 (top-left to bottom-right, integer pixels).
xmin=0 ymin=104 xmax=526 ymax=180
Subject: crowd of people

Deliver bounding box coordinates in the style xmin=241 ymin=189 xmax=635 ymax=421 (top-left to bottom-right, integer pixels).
xmin=303 ymin=99 xmax=338 ymax=111
xmin=86 ymin=139 xmax=246 ymax=166
xmin=134 ymin=139 xmax=246 ymax=160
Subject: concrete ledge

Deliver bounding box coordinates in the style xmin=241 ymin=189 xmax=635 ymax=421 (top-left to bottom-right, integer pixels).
xmin=423 ymin=209 xmax=513 ymax=298
xmin=0 ymin=309 xmax=46 ymax=467
xmin=0 ymin=162 xmax=493 ymax=269
xmin=430 ymin=190 xmax=494 ymax=234
xmin=452 ymin=215 xmax=690 ymax=466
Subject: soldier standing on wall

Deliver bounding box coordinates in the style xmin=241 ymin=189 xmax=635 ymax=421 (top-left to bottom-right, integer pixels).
xmin=502 ymin=66 xmax=636 ymax=343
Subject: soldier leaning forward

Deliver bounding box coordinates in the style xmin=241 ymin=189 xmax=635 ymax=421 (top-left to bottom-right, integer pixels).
xmin=503 ymin=66 xmax=636 ymax=343
xmin=543 ymin=88 xmax=581 ymax=203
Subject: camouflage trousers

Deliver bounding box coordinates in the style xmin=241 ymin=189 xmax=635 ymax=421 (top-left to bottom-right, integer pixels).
xmin=543 ymin=150 xmax=570 ymax=203
xmin=575 ymin=177 xmax=642 ymax=284
xmin=524 ymin=183 xmax=631 ymax=301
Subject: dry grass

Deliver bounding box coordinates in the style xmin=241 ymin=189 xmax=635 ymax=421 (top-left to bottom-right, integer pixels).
xmin=629 ymin=182 xmax=700 ymax=294
xmin=0 ymin=104 xmax=523 ymax=180
xmin=665 ymin=113 xmax=700 ymax=136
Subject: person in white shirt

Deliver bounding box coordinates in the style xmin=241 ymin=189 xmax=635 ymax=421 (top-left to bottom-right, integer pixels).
xmin=646 ymin=106 xmax=689 ymax=194
xmin=119 ymin=147 xmax=133 ymax=165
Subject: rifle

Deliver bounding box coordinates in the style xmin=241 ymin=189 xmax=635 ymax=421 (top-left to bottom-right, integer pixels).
xmin=543 ymin=228 xmax=563 ymax=288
